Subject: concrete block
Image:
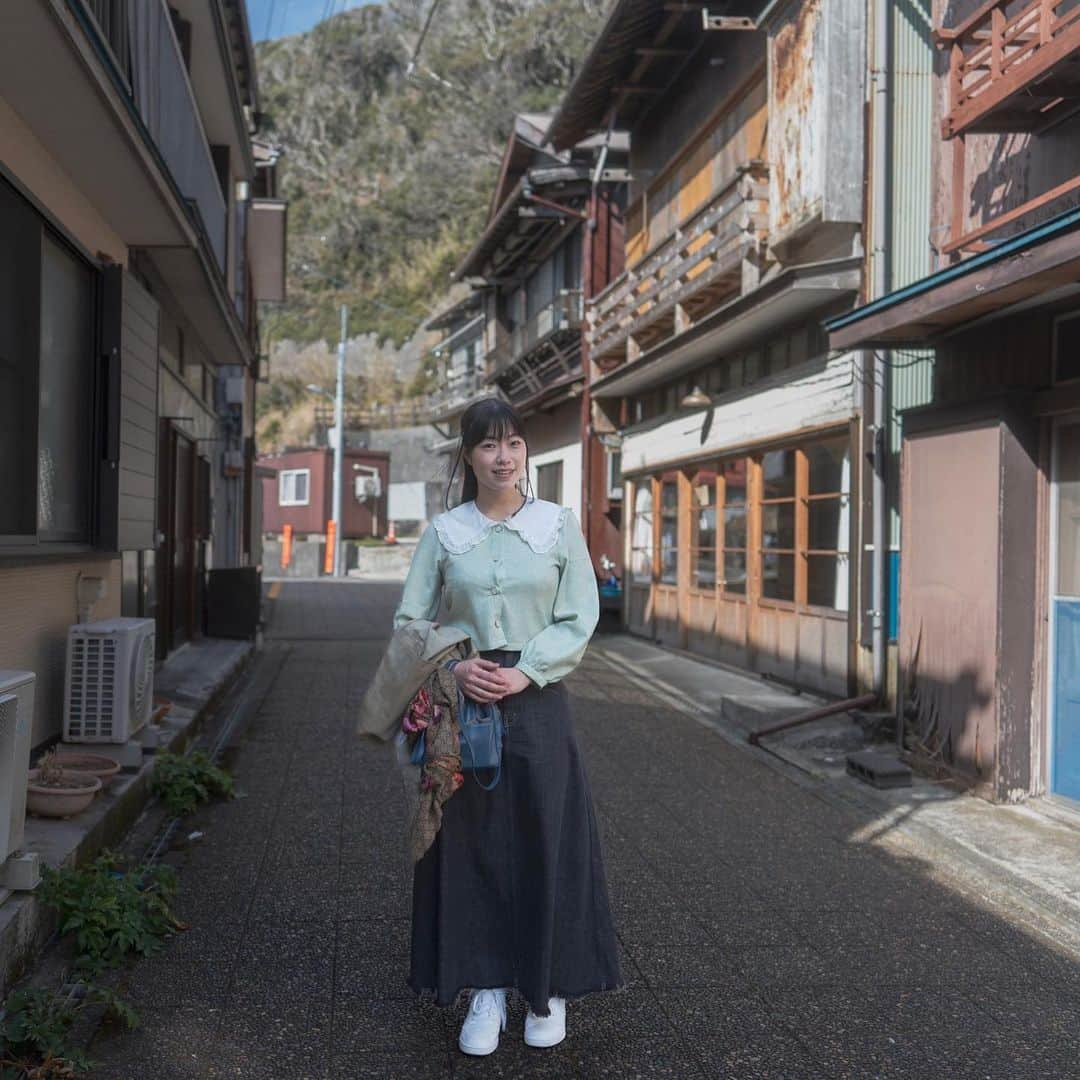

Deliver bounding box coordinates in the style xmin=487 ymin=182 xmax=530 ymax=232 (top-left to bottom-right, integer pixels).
xmin=0 ymin=852 xmax=40 ymax=892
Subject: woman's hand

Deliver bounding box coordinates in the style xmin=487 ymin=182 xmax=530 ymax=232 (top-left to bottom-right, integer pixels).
xmin=453 ymin=658 xmax=512 ymax=703
xmin=498 ymin=667 xmax=532 ymax=696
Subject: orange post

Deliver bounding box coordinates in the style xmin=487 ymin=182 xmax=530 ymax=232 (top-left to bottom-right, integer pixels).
xmin=281 ymin=524 xmax=293 ymax=570
xmin=324 ymin=521 xmax=336 ymax=574
xmin=386 ymin=519 xmax=397 ymax=544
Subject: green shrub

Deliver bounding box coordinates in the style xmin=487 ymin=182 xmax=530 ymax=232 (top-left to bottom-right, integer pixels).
xmin=151 ymin=752 xmax=234 ymax=817
xmin=37 ymin=853 xmax=182 ymax=977
xmin=0 ymin=981 xmax=137 ymax=1077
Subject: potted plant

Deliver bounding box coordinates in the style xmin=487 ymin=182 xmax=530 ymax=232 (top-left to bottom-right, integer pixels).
xmin=46 ymin=750 xmax=122 ymax=789
xmin=26 ymin=750 xmax=101 ymax=819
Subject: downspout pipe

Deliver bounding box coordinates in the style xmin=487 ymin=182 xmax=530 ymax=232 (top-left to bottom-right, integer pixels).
xmin=868 ymin=0 xmax=890 ymax=703
xmin=580 ymin=112 xmax=614 ymax=555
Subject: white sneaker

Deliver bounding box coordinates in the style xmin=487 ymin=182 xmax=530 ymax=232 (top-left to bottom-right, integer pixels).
xmin=458 ymin=988 xmax=508 ymax=1056
xmin=524 ymin=996 xmax=566 ymax=1048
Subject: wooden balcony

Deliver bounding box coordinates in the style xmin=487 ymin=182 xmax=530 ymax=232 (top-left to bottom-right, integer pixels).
xmin=588 ymin=163 xmax=769 ymax=369
xmin=938 ymin=0 xmax=1080 ymax=139
xmin=490 ymin=292 xmax=584 ymax=406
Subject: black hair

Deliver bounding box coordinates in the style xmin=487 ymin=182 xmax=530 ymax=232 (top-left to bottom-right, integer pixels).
xmin=444 ymin=397 xmax=533 ymax=509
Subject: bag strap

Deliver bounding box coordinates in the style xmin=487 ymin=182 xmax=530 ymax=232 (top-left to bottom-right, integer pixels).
xmin=460 ymin=730 xmax=502 ymax=791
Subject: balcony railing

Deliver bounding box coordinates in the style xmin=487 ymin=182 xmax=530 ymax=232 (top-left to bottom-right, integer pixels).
xmin=427 ymin=369 xmax=490 ymax=418
xmin=81 ymin=0 xmax=227 ymax=270
xmin=938 ymin=0 xmax=1080 ymax=138
xmin=588 ymin=163 xmax=768 ymax=367
xmin=490 ymin=291 xmax=583 ymax=373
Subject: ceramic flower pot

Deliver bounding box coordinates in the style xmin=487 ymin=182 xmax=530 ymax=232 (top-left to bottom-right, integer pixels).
xmin=26 ymin=769 xmax=102 ymax=819
xmin=47 ymin=752 xmax=122 ymax=789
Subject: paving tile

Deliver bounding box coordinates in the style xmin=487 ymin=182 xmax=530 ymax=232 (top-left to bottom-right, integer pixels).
xmin=84 ymin=583 xmax=1080 ymax=1080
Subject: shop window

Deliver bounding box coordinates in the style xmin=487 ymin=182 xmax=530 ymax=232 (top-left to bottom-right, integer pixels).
xmin=630 ymin=481 xmax=654 ymax=584
xmin=805 ymin=436 xmax=850 ymax=610
xmin=761 ymin=449 xmax=796 ymax=601
xmin=536 ymin=461 xmax=563 ymax=504
xmin=659 ymin=477 xmax=678 ymax=585
xmin=690 ymin=466 xmax=717 ymax=588
xmin=720 ymin=458 xmax=748 ymax=595
xmin=744 ymin=350 xmax=761 ymax=384
xmin=0 ymin=177 xmax=96 ymax=545
xmin=279 ymin=468 xmax=310 ymax=506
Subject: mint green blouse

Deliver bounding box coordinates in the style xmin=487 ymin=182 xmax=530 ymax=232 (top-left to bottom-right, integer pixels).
xmin=392 ymin=498 xmax=599 ymax=688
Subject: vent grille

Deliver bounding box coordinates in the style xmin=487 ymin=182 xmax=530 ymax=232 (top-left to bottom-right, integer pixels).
xmin=0 ymin=694 xmax=14 ymax=742
xmin=67 ymin=636 xmax=118 ymax=740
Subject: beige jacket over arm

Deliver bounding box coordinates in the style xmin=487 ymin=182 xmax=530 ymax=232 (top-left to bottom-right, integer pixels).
xmin=356 ymin=618 xmax=477 ymax=743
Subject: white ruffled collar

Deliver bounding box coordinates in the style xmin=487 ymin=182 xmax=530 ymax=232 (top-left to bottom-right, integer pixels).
xmin=432 ymin=497 xmax=568 ymax=555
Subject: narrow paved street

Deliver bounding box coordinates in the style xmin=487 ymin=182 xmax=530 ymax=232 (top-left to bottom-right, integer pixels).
xmin=90 ymin=581 xmax=1080 ymax=1079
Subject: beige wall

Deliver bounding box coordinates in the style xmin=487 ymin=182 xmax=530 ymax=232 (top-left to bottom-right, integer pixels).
xmin=0 ymin=96 xmax=126 ymax=265
xmin=0 ymin=559 xmax=122 ymax=748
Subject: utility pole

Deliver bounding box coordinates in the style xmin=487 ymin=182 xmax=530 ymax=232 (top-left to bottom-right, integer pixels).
xmin=332 ymin=304 xmax=348 ymax=577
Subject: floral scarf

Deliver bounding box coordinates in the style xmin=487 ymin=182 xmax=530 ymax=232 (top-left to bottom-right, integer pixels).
xmin=401 ymin=663 xmax=465 ymax=863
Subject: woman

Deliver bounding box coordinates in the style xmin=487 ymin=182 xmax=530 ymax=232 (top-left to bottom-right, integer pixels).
xmin=392 ymin=397 xmax=622 ymax=1055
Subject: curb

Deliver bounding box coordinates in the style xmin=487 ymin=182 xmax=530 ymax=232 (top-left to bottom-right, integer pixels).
xmin=0 ymin=642 xmax=254 ymax=999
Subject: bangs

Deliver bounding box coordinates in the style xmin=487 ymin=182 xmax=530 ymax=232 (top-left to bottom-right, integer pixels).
xmin=460 ymin=398 xmax=525 ymax=449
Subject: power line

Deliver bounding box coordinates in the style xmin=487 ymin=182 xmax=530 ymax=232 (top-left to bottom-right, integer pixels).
xmin=406 ymin=0 xmax=444 ymax=77
xmin=262 ymin=0 xmax=278 ymax=40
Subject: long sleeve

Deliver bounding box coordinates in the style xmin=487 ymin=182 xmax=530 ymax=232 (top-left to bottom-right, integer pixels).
xmin=393 ymin=523 xmax=443 ymax=629
xmin=515 ymin=512 xmax=599 ymax=688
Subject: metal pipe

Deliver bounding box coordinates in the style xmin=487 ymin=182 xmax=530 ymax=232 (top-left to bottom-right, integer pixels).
xmin=332 ymin=304 xmax=347 ymax=577
xmin=748 ymin=694 xmax=877 ymax=746
xmin=869 ymin=0 xmax=890 ymax=701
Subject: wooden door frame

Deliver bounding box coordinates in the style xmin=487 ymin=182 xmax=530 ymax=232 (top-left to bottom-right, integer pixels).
xmin=156 ymin=421 xmax=198 ymax=657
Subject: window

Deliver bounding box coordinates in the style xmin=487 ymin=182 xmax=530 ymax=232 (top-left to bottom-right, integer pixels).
xmin=690 ymin=466 xmax=717 ymax=588
xmin=804 ymin=437 xmax=850 ymax=610
xmin=659 ymin=475 xmax=678 ymax=585
xmin=760 ymin=448 xmax=796 ymax=602
xmin=720 ymin=458 xmax=748 ymax=595
xmin=536 ymin=461 xmax=563 ymax=504
xmin=0 ymin=178 xmax=96 ymax=545
xmin=606 ymin=450 xmax=622 ymax=500
xmin=630 ymin=481 xmax=654 ymax=584
xmin=279 ymin=469 xmax=310 ymax=506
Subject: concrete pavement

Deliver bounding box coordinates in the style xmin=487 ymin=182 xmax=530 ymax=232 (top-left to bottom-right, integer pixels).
xmin=87 ymin=580 xmax=1080 ymax=1078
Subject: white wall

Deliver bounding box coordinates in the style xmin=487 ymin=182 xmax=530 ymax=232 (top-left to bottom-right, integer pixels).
xmin=621 ymin=353 xmax=858 ymax=475
xmin=389 ymin=481 xmax=428 ymax=521
xmin=528 ymin=441 xmax=582 ymax=521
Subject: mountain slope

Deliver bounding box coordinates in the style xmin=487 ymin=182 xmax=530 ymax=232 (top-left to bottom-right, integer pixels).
xmin=255 ymin=0 xmax=607 ymax=350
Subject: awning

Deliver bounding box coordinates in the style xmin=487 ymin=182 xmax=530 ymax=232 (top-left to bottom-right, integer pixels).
xmin=591 ymin=258 xmax=863 ymax=399
xmin=826 ymin=205 xmax=1080 ymax=350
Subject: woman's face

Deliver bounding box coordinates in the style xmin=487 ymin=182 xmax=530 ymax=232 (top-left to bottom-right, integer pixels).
xmin=466 ymin=428 xmax=528 ymax=496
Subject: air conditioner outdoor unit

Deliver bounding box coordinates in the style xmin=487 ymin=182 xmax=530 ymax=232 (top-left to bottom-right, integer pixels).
xmin=354 ymin=471 xmax=382 ymax=501
xmin=64 ymin=618 xmax=155 ymax=744
xmin=0 ymin=670 xmax=35 ymax=872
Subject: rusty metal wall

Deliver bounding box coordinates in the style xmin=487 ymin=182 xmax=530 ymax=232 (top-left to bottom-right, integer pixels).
xmin=900 ymin=418 xmax=1001 ymax=789
xmin=767 ymin=0 xmax=865 ymax=248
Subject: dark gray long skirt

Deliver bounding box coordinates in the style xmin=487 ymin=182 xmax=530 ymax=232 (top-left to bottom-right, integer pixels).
xmin=409 ymin=648 xmax=622 ymax=1016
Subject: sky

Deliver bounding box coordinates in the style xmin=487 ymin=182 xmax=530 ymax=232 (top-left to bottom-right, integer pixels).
xmin=246 ymin=0 xmax=371 ymax=42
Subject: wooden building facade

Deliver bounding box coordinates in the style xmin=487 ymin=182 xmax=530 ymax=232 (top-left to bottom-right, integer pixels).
xmin=548 ymin=0 xmax=868 ymax=696
xmin=829 ymin=0 xmax=1080 ymax=802
xmin=453 ymin=113 xmax=628 ymax=568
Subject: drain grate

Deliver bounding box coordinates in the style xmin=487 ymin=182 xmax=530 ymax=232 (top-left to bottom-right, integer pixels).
xmin=845 ymin=750 xmax=913 ymax=789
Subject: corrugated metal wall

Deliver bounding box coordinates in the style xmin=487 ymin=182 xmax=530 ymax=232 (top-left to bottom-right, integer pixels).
xmin=886 ymin=0 xmax=935 ymax=633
